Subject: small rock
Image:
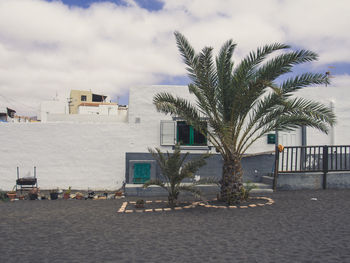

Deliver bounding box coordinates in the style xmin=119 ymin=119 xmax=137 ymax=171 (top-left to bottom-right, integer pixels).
xmin=310 ymin=198 xmax=318 ymax=201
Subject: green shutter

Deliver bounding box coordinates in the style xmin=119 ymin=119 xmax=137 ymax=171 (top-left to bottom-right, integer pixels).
xmin=189 ymin=126 xmax=194 ymax=145
xmin=133 ymin=163 xmax=151 ymax=184
xmin=267 ymin=134 xmax=276 ymax=144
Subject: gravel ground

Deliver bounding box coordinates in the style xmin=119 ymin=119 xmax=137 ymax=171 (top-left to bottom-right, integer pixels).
xmin=1 ymin=189 xmax=350 ymax=263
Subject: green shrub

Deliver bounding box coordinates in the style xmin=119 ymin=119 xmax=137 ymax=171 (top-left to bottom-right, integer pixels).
xmin=0 ymin=191 xmax=9 ymax=201
xmin=144 ymin=145 xmax=210 ymax=207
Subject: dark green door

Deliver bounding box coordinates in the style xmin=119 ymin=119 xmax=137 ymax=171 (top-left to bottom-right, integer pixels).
xmin=133 ymin=163 xmax=151 ymax=184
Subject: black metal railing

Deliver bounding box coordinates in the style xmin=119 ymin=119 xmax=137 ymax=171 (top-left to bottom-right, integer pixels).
xmin=273 ymin=145 xmax=350 ymax=190
xmin=278 ymin=145 xmax=350 ymax=173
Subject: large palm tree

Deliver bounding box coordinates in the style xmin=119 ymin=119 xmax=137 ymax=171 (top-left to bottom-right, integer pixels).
xmin=153 ymin=32 xmax=336 ymax=204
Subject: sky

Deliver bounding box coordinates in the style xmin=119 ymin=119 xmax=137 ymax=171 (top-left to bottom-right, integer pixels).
xmin=0 ymin=0 xmax=349 ymax=116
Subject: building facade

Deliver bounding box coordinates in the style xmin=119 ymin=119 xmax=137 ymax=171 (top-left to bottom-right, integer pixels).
xmin=0 ymin=107 xmax=16 ymax=122
xmin=40 ymin=90 xmax=128 ymax=123
xmin=0 ymin=85 xmax=347 ymax=190
xmin=69 ymin=90 xmax=107 ymax=114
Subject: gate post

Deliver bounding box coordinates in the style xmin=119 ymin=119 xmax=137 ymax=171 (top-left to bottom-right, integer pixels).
xmin=322 ymin=146 xmax=328 ymax=189
xmin=273 ymin=146 xmax=279 ymax=191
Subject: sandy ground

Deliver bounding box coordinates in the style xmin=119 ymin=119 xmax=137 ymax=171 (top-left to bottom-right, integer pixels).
xmin=1 ymin=189 xmax=350 ymax=263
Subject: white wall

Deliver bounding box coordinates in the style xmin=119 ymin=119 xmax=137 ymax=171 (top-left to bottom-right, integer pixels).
xmin=98 ymin=104 xmax=119 ymax=115
xmin=46 ymin=113 xmax=128 ymax=123
xmin=78 ymin=104 xmax=119 ymax=115
xmin=40 ymin=100 xmax=67 ymax=122
xmin=41 ymin=100 xmax=127 ymax=123
xmin=296 ymin=85 xmax=350 ymax=146
xmin=78 ymin=105 xmax=100 ymax=115
xmin=0 ymin=122 xmax=144 ymax=190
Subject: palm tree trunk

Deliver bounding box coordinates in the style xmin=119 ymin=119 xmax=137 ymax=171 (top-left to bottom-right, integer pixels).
xmin=219 ymin=156 xmax=244 ymax=205
xmin=168 ymin=195 xmax=176 ymax=208
xmin=168 ymin=190 xmax=178 ymax=208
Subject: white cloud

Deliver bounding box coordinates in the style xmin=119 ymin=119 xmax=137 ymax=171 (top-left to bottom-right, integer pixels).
xmin=0 ymin=0 xmax=349 ymax=115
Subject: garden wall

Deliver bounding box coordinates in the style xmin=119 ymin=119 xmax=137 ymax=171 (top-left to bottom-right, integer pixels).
xmin=125 ymin=152 xmax=275 ymax=183
xmin=277 ymin=172 xmax=350 ymax=190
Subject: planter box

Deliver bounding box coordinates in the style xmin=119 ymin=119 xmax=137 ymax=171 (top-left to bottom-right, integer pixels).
xmin=50 ymin=192 xmax=59 ymax=200
xmin=7 ymin=193 xmax=16 ymax=200
xmin=28 ymin=193 xmax=38 ymax=200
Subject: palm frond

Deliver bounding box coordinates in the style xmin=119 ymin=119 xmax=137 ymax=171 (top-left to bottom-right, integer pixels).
xmin=242 ymin=113 xmax=330 ymax=154
xmin=229 ymin=43 xmax=290 ymax=123
xmin=197 ymin=46 xmax=217 ymax=90
xmin=233 ymin=43 xmax=290 ymax=88
xmin=238 ymin=97 xmax=336 ymax=154
xmin=148 ymin=147 xmax=169 ymax=181
xmin=283 ymin=97 xmax=336 ymax=125
xmin=180 ymin=151 xmax=190 ymax=167
xmin=237 ymin=91 xmax=282 ymax=152
xmin=153 ymin=92 xmax=212 ymax=141
xmin=280 ymin=73 xmax=329 ymax=95
xmin=179 ymin=153 xmax=210 ymax=181
xmin=174 ymin=31 xmax=199 ymax=83
xmin=154 ymin=92 xmax=201 ymax=122
xmin=216 ymin=39 xmax=236 ymax=122
xmin=257 ymin=49 xmax=318 ymax=81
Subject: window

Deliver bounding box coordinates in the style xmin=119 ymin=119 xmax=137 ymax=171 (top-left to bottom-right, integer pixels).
xmin=81 ymin=95 xmax=87 ymax=101
xmin=160 ymin=120 xmax=209 ymax=147
xmin=177 ymin=121 xmax=207 ymax=146
xmin=160 ymin=121 xmax=176 ymax=146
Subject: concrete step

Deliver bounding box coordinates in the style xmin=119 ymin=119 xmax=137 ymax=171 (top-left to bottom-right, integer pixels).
xmin=250 ymin=188 xmax=273 ymax=194
xmin=249 ymin=182 xmax=272 ymax=189
xmin=261 ymin=176 xmax=274 ymax=185
xmin=248 ymin=182 xmax=273 ymax=194
xmin=125 ymin=183 xmax=273 ymax=197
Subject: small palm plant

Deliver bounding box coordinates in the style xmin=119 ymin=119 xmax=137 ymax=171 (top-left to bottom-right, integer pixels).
xmin=143 ymin=145 xmax=210 ymax=208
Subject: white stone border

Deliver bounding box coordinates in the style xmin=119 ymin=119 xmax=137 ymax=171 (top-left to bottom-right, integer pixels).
xmin=117 ymin=197 xmax=274 ymax=213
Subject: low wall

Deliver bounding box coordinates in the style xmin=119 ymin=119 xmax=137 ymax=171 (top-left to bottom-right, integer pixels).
xmin=277 ymin=172 xmax=350 ymax=190
xmin=125 ymin=152 xmax=275 ymax=183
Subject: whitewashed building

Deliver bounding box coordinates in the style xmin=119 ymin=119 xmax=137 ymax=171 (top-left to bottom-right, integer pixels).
xmin=0 ymin=85 xmax=347 ymax=190
xmin=40 ymin=94 xmax=128 ymax=123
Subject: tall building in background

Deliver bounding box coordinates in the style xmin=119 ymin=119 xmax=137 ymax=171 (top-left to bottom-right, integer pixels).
xmin=69 ymin=90 xmax=108 ymax=114
xmin=40 ymin=89 xmax=128 ymax=123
